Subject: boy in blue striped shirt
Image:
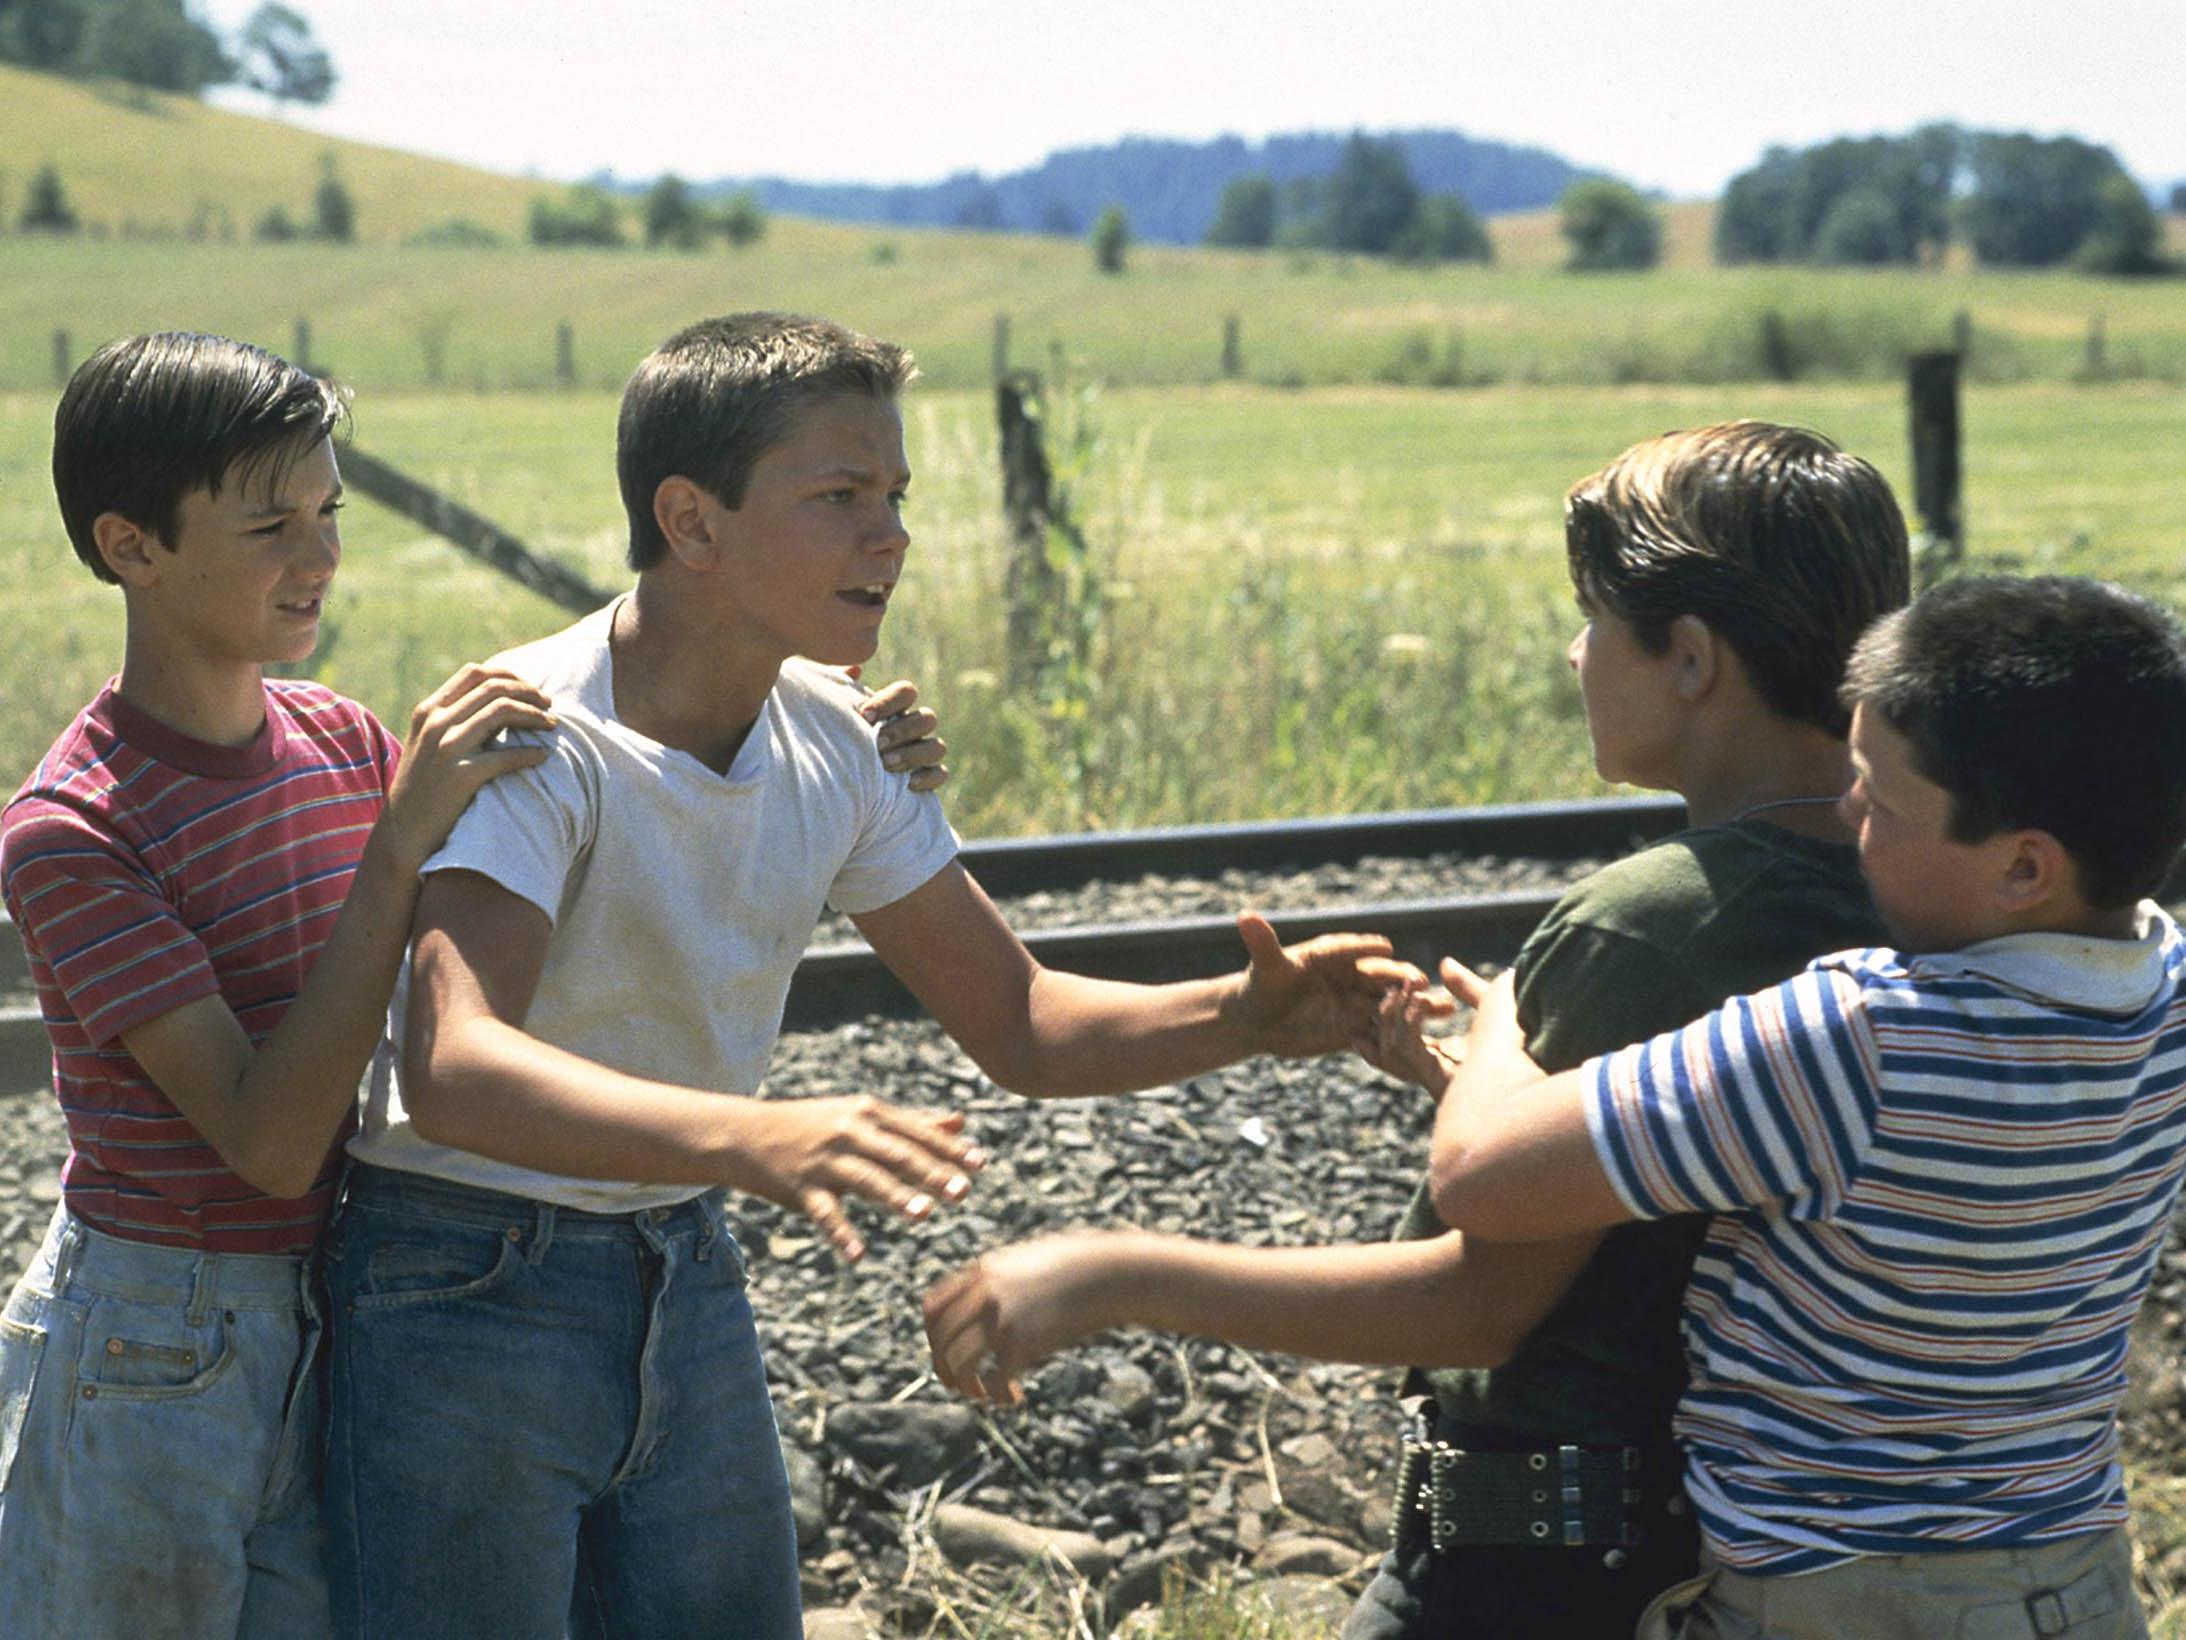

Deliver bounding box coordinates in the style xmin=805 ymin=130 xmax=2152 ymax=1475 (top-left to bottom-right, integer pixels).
xmin=1410 ymin=576 xmax=2186 ymax=1639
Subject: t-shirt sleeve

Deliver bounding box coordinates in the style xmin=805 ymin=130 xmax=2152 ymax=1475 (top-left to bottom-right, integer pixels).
xmin=0 ymin=800 xmax=221 ymax=1045
xmin=826 ymin=764 xmax=960 ymax=918
xmin=1583 ymin=965 xmax=1879 ymax=1221
xmin=419 ymin=727 xmax=595 ymax=924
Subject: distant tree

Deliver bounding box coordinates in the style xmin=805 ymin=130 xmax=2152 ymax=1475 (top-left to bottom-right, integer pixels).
xmin=253 ymin=203 xmax=298 ymax=242
xmin=19 ymin=162 xmax=79 ymax=233
xmin=952 ymin=184 xmax=1005 ymax=231
xmin=0 ymin=0 xmax=87 ymax=72
xmin=2073 ymin=172 xmax=2166 ymax=275
xmin=1205 ymin=175 xmax=1277 ymax=248
xmin=1392 ymin=192 xmax=1492 ymax=264
xmin=1559 ymin=178 xmax=1660 ymax=271
xmin=715 ymin=191 xmax=766 ymax=248
xmin=1036 ymin=197 xmax=1078 ymax=236
xmin=528 ymin=186 xmax=623 ymax=247
xmin=311 ymin=154 xmax=354 ymax=242
xmin=1715 ymin=146 xmax=1804 ymax=263
xmin=1321 ymin=132 xmax=1419 ymax=254
xmin=407 ymin=217 xmax=503 ymax=249
xmin=1716 ymin=127 xmax=1954 ymax=267
xmin=1810 ymin=187 xmax=1906 ymax=265
xmin=1960 ymin=133 xmax=2132 ymax=267
xmin=71 ymin=0 xmax=230 ymax=93
xmin=643 ymin=173 xmax=703 ymax=249
xmin=2171 ymin=183 xmax=2186 ymax=215
xmin=235 ymin=2 xmax=333 ymax=107
xmin=1091 ymin=204 xmax=1130 ymax=274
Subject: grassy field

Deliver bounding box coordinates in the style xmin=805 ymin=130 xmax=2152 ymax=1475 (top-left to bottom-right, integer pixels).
xmin=5 ymin=379 xmax=2182 ymax=834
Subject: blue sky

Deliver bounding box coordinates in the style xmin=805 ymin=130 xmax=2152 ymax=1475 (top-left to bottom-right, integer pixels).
xmin=202 ymin=0 xmax=2186 ymax=197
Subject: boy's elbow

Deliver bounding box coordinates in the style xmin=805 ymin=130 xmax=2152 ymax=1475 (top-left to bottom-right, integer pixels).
xmin=227 ymin=1135 xmax=330 ymax=1203
xmin=1428 ymin=1144 xmax=1489 ymax=1236
xmin=400 ymin=1025 xmax=473 ymax=1148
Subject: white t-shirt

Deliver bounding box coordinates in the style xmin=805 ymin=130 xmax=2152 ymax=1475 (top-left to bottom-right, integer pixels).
xmin=350 ymin=601 xmax=960 ymax=1210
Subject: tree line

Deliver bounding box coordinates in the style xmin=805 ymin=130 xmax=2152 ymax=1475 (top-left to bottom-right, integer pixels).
xmin=1 ymin=0 xmax=334 ymax=104
xmin=1717 ymin=126 xmax=2168 ymax=275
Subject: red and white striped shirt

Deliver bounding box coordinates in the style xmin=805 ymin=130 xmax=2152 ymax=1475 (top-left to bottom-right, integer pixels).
xmin=2 ymin=680 xmax=398 ymax=1253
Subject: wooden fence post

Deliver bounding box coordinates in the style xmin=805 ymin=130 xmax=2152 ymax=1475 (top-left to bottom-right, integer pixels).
xmin=2083 ymin=314 xmax=2107 ymax=380
xmin=555 ymin=322 xmax=576 ymax=387
xmin=1908 ymin=350 xmax=1962 ymax=586
xmin=991 ymin=314 xmax=1011 ymax=381
xmin=292 ymin=316 xmax=312 ymax=373
xmin=1221 ymin=314 xmax=1242 ymax=379
xmin=51 ymin=329 xmax=70 ymax=388
xmin=997 ymin=371 xmax=1055 ymax=689
xmin=1758 ymin=310 xmax=1794 ymax=381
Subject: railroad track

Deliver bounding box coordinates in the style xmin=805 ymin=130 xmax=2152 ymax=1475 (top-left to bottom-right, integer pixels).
xmin=0 ymin=795 xmax=1686 ymax=1088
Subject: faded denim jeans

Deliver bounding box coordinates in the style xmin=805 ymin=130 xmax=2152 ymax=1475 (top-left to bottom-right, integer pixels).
xmin=323 ymin=1164 xmax=801 ymax=1640
xmin=0 ymin=1205 xmax=330 ymax=1640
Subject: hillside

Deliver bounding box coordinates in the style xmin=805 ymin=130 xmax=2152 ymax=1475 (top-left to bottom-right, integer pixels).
xmin=0 ymin=61 xmax=543 ymax=243
xmin=683 ymin=128 xmax=1593 ymax=245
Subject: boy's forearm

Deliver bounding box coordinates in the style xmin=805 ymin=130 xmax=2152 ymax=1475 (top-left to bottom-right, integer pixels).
xmin=175 ymin=833 xmax=434 ymax=1197
xmin=404 ymin=1010 xmax=750 ymax=1185
xmin=991 ymin=968 xmax=1253 ymax=1099
xmin=1084 ymin=1230 xmax=1558 ymax=1369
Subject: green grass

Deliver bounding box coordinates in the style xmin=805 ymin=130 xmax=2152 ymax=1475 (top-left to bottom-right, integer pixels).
xmin=7 ymin=231 xmax=2184 ymax=397
xmin=5 ymin=380 xmax=2183 ymax=834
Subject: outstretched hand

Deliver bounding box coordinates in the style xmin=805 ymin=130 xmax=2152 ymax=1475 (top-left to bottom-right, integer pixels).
xmin=726 ymin=1095 xmax=984 ymax=1263
xmin=849 ymin=669 xmax=950 ymax=793
xmin=1228 ymin=911 xmax=1439 ymax=1059
xmin=923 ymin=1232 xmax=1118 ymax=1407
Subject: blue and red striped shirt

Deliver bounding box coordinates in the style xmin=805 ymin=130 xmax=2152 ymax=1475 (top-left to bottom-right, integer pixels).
xmin=2 ymin=680 xmax=398 ymax=1253
xmin=1585 ymin=911 xmax=2186 ymax=1570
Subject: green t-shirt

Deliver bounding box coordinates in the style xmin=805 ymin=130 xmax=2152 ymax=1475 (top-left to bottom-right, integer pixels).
xmin=1400 ymin=819 xmax=1881 ymax=1448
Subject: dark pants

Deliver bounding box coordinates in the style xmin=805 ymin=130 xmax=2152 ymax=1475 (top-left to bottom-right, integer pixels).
xmin=1342 ymin=1505 xmax=1701 ymax=1640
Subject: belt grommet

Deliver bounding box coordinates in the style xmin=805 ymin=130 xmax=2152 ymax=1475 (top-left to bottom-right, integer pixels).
xmin=1527 ymin=1453 xmax=1548 ymax=1471
xmin=1531 ymin=1489 xmax=1547 ymax=1504
xmin=1529 ymin=1521 xmax=1549 ymax=1539
xmin=1603 ymin=1549 xmax=1628 ymax=1570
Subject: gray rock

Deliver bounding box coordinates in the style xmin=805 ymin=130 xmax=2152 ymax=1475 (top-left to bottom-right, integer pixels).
xmin=1101 ymin=1360 xmax=1158 ymax=1420
xmin=801 ymin=1607 xmax=879 ymax=1640
xmin=928 ymin=1503 xmax=1119 ymax=1584
xmin=782 ymin=1444 xmax=826 ymax=1551
xmin=1241 ymin=1572 xmax=1359 ymax=1629
xmin=1105 ymin=1537 xmax=1207 ymax=1619
xmin=1255 ymin=1531 xmax=1366 ymax=1579
xmin=825 ymin=1401 xmax=980 ymax=1488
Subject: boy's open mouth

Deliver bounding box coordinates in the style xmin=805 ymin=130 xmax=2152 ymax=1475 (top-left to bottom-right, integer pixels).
xmin=839 ymin=583 xmax=892 ymax=609
xmin=276 ymin=596 xmax=323 ymax=618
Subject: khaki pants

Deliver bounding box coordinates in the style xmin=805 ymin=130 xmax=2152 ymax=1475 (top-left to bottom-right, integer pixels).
xmin=1635 ymin=1527 xmax=2145 ymax=1640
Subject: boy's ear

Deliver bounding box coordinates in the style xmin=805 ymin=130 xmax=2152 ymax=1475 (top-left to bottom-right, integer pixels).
xmin=651 ymin=476 xmax=723 ymax=570
xmin=92 ymin=511 xmax=165 ymax=587
xmin=1995 ymin=828 xmax=2079 ymax=917
xmin=1667 ymin=614 xmax=1719 ymax=702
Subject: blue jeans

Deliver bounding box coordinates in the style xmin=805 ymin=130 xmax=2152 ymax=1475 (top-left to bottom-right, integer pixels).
xmin=323 ymin=1164 xmax=801 ymax=1639
xmin=0 ymin=1205 xmax=330 ymax=1640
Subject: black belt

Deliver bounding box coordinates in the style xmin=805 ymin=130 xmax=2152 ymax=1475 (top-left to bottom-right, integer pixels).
xmin=1390 ymin=1424 xmax=1673 ymax=1553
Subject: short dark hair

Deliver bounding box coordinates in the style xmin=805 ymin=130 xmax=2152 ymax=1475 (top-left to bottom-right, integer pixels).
xmin=52 ymin=332 xmax=346 ymax=584
xmin=1844 ymin=576 xmax=2186 ymax=908
xmin=1565 ymin=421 xmax=1911 ymax=737
xmin=617 ymin=312 xmax=917 ymax=570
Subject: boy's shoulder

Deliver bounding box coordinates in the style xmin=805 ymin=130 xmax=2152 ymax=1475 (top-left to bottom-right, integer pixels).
xmin=1546 ymin=821 xmax=1867 ymax=951
xmin=1825 ymin=904 xmax=2186 ymax=1022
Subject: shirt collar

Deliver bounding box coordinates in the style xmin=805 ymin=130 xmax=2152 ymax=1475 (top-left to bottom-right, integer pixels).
xmin=1913 ymin=903 xmax=2178 ymax=1016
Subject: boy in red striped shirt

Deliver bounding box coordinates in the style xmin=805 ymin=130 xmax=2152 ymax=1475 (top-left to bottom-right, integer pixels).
xmin=0 ymin=331 xmax=956 ymax=1639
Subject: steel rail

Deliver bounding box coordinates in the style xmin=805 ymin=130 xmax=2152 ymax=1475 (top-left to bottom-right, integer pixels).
xmin=0 ymin=796 xmax=1687 ymax=1091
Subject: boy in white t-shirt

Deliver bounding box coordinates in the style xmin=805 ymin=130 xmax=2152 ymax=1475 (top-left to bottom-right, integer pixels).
xmin=325 ymin=312 xmax=1413 ymax=1638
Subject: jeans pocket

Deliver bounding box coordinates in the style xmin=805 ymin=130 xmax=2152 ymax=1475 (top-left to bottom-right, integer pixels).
xmin=0 ymin=1314 xmax=45 ymax=1493
xmin=351 ymin=1222 xmax=523 ymax=1311
xmin=78 ymin=1300 xmax=236 ymax=1400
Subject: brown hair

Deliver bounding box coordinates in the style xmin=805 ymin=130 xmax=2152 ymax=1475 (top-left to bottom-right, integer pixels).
xmin=616 ymin=312 xmax=917 ymax=570
xmin=1564 ymin=420 xmax=1910 ymax=736
xmin=53 ymin=332 xmax=344 ymax=584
